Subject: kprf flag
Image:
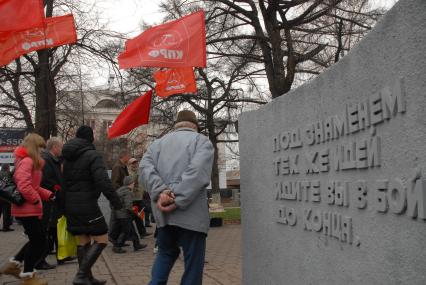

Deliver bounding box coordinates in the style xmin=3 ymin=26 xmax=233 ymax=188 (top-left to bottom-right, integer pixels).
xmin=0 ymin=0 xmax=45 ymax=33
xmin=118 ymin=10 xmax=206 ymax=69
xmin=154 ymin=67 xmax=197 ymax=98
xmin=0 ymin=14 xmax=77 ymax=67
xmin=108 ymin=90 xmax=153 ymax=139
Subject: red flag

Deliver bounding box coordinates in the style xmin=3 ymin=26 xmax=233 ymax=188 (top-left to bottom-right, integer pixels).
xmin=0 ymin=0 xmax=45 ymax=33
xmin=118 ymin=10 xmax=206 ymax=69
xmin=154 ymin=67 xmax=197 ymax=98
xmin=0 ymin=14 xmax=77 ymax=67
xmin=108 ymin=90 xmax=153 ymax=139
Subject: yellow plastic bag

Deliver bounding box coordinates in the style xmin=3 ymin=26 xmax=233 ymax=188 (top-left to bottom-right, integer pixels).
xmin=57 ymin=216 xmax=78 ymax=260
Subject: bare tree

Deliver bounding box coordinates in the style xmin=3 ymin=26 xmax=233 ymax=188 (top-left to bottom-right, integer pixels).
xmin=0 ymin=0 xmax=126 ymax=139
xmin=207 ymin=0 xmax=383 ymax=98
xmin=0 ymin=59 xmax=35 ymax=130
xmin=126 ymin=0 xmax=267 ymax=196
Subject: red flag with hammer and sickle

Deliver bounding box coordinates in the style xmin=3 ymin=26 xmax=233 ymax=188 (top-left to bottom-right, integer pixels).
xmin=154 ymin=67 xmax=197 ymax=98
xmin=118 ymin=10 xmax=206 ymax=69
xmin=0 ymin=14 xmax=77 ymax=67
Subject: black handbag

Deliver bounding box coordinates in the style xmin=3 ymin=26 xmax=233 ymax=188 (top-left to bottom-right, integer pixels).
xmin=0 ymin=171 xmax=25 ymax=206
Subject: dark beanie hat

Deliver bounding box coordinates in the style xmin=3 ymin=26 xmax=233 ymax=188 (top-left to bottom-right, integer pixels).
xmin=176 ymin=110 xmax=198 ymax=127
xmin=76 ymin=125 xmax=94 ymax=143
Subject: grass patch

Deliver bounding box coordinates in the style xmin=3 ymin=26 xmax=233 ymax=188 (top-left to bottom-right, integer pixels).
xmin=210 ymin=207 xmax=241 ymax=220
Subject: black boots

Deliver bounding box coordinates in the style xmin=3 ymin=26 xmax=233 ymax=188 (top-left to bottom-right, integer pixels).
xmin=133 ymin=240 xmax=147 ymax=252
xmin=112 ymin=246 xmax=126 ymax=254
xmin=73 ymin=242 xmax=107 ymax=285
xmin=113 ymin=232 xmax=127 ymax=253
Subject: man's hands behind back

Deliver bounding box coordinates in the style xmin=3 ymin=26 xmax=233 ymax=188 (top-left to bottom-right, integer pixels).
xmin=157 ymin=190 xmax=176 ymax=213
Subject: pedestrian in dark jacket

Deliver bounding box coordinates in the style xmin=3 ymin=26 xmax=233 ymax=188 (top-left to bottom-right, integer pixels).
xmin=62 ymin=126 xmax=122 ymax=285
xmin=128 ymin=158 xmax=150 ymax=237
xmin=0 ymin=163 xmax=13 ymax=231
xmin=111 ymin=150 xmax=130 ymax=190
xmin=0 ymin=133 xmax=53 ymax=285
xmin=109 ymin=149 xmax=132 ymax=243
xmin=36 ymin=137 xmax=65 ymax=270
xmin=112 ymin=176 xmax=147 ymax=253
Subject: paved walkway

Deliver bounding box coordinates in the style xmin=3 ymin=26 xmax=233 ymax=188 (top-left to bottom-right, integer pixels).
xmin=0 ymin=224 xmax=241 ymax=285
xmin=0 ymin=226 xmax=114 ymax=285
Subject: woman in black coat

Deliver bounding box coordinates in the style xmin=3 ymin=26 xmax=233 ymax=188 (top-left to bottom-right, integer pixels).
xmin=62 ymin=126 xmax=122 ymax=285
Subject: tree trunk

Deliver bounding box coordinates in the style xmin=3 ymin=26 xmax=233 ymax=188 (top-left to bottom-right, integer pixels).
xmin=253 ymin=11 xmax=293 ymax=99
xmin=34 ymin=0 xmax=57 ymax=139
xmin=208 ymin=122 xmax=220 ymax=196
xmin=12 ymin=60 xmax=34 ymax=131
xmin=209 ymin=136 xmax=221 ymax=205
xmin=210 ymin=137 xmax=220 ymax=195
xmin=15 ymin=92 xmax=34 ymax=132
xmin=34 ymin=49 xmax=58 ymax=139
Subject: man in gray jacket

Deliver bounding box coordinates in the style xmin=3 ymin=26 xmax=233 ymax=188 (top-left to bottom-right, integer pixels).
xmin=140 ymin=110 xmax=214 ymax=285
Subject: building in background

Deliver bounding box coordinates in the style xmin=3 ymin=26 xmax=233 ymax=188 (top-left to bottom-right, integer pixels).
xmin=57 ymin=87 xmax=168 ymax=168
xmin=56 ymin=86 xmax=241 ymax=203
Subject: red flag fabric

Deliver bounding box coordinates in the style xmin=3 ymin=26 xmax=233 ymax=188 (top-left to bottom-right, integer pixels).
xmin=108 ymin=90 xmax=153 ymax=139
xmin=0 ymin=14 xmax=77 ymax=67
xmin=118 ymin=10 xmax=206 ymax=69
xmin=154 ymin=67 xmax=197 ymax=98
xmin=0 ymin=0 xmax=45 ymax=33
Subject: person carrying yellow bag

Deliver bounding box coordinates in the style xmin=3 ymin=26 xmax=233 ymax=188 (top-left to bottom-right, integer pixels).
xmin=62 ymin=126 xmax=122 ymax=285
xmin=57 ymin=216 xmax=79 ymax=261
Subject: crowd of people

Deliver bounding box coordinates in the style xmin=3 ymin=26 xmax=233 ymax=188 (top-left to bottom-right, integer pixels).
xmin=0 ymin=110 xmax=214 ymax=285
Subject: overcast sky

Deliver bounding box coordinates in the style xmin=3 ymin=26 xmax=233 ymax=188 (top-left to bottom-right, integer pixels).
xmin=101 ymin=0 xmax=399 ymax=36
xmin=98 ymin=0 xmax=163 ymax=36
xmin=90 ymin=0 xmax=399 ymax=87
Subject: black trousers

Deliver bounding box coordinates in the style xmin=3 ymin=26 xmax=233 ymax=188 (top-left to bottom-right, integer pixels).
xmin=0 ymin=200 xmax=12 ymax=229
xmin=39 ymin=201 xmax=59 ymax=263
xmin=109 ymin=211 xmax=120 ymax=241
xmin=115 ymin=218 xmax=137 ymax=246
xmin=48 ymin=226 xmax=58 ymax=253
xmin=37 ymin=226 xmax=58 ymax=263
xmin=110 ymin=212 xmax=140 ymax=241
xmin=14 ymin=217 xmax=46 ymax=273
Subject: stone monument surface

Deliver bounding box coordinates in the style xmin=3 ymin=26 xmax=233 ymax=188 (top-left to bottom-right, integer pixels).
xmin=239 ymin=0 xmax=426 ymax=284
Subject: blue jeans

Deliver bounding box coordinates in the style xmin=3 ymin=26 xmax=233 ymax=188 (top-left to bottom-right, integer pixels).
xmin=149 ymin=225 xmax=206 ymax=285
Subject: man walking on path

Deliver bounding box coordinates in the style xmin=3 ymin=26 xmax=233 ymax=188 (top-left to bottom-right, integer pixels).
xmin=112 ymin=176 xmax=147 ymax=253
xmin=128 ymin=158 xmax=150 ymax=238
xmin=36 ymin=137 xmax=65 ymax=270
xmin=111 ymin=150 xmax=130 ymax=190
xmin=109 ymin=150 xmax=145 ymax=247
xmin=140 ymin=110 xmax=214 ymax=285
xmin=109 ymin=150 xmax=130 ymax=243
